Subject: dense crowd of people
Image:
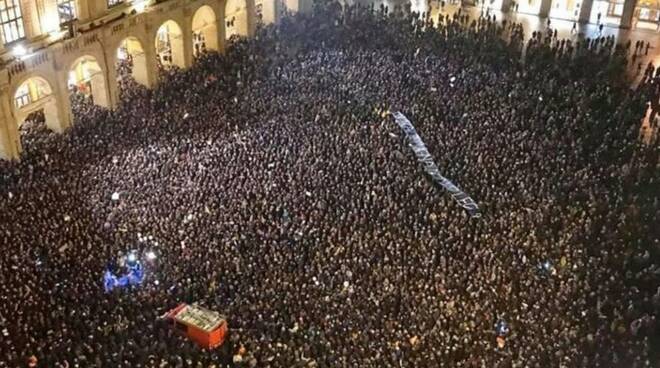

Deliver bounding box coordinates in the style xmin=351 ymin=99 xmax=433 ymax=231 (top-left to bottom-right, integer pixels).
xmin=1 ymin=1 xmax=659 ymax=367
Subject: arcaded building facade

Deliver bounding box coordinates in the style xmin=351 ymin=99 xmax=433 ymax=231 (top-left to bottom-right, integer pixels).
xmin=0 ymin=0 xmax=655 ymax=160
xmin=0 ymin=0 xmax=307 ymax=160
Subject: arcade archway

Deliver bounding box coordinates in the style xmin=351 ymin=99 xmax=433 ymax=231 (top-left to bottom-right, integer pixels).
xmin=155 ymin=20 xmax=185 ymax=69
xmin=13 ymin=76 xmax=61 ymax=132
xmin=116 ymin=37 xmax=150 ymax=87
xmin=68 ymin=56 xmax=110 ymax=108
xmin=192 ymin=6 xmax=219 ymax=57
xmin=225 ymin=0 xmax=250 ymax=39
xmin=255 ymin=0 xmax=277 ymax=24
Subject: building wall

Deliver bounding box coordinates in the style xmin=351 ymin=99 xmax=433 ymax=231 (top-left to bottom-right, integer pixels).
xmin=0 ymin=0 xmax=309 ymax=161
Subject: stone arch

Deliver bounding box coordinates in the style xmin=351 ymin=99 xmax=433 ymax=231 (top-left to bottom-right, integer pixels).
xmin=115 ymin=36 xmax=150 ymax=87
xmin=225 ymin=0 xmax=251 ymax=39
xmin=155 ymin=19 xmax=185 ymax=69
xmin=68 ymin=55 xmax=111 ymax=108
xmin=192 ymin=5 xmax=219 ymax=56
xmin=11 ymin=75 xmax=62 ymax=133
xmin=254 ymin=0 xmax=277 ymax=24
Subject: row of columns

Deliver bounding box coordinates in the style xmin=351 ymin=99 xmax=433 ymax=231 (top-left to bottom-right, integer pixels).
xmin=493 ymin=0 xmax=640 ymax=28
xmin=103 ymin=3 xmax=245 ymax=109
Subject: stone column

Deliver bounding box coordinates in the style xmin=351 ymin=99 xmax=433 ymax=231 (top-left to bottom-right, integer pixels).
xmin=619 ymin=0 xmax=637 ymax=28
xmin=539 ymin=0 xmax=553 ymax=17
xmin=578 ymin=0 xmax=594 ymax=23
xmin=92 ymin=0 xmax=109 ymax=18
xmin=22 ymin=0 xmax=44 ymax=40
xmin=273 ymin=0 xmax=281 ymax=23
xmin=182 ymin=16 xmax=195 ymax=68
xmin=501 ymin=0 xmax=513 ymax=13
xmin=247 ymin=0 xmax=258 ymax=36
xmin=78 ymin=0 xmax=109 ymax=22
xmin=54 ymin=71 xmax=73 ymax=132
xmin=107 ymin=52 xmax=120 ymax=109
xmin=217 ymin=4 xmax=226 ymax=53
xmin=0 ymin=87 xmax=21 ymax=160
xmin=143 ymin=36 xmax=161 ymax=86
xmin=76 ymin=0 xmax=92 ymax=21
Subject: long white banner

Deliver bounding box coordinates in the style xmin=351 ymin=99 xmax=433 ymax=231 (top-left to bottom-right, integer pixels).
xmin=392 ymin=112 xmax=481 ymax=218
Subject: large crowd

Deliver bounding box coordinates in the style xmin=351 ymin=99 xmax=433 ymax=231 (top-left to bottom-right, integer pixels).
xmin=1 ymin=1 xmax=659 ymax=367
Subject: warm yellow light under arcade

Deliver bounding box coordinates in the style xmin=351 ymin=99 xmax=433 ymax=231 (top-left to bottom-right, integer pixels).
xmin=69 ymin=56 xmax=110 ymax=108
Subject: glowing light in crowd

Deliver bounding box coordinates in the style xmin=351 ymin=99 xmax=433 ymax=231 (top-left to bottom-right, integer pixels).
xmin=127 ymin=253 xmax=137 ymax=262
xmin=146 ymin=251 xmax=156 ymax=260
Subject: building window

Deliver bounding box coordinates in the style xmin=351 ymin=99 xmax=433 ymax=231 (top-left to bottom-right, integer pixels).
xmin=0 ymin=0 xmax=25 ymax=44
xmin=634 ymin=0 xmax=660 ymax=28
xmin=57 ymin=0 xmax=76 ymax=24
xmin=107 ymin=0 xmax=124 ymax=8
xmin=14 ymin=83 xmax=29 ymax=108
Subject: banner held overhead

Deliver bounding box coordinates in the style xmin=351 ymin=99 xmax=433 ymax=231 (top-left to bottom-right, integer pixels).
xmin=391 ymin=112 xmax=481 ymax=218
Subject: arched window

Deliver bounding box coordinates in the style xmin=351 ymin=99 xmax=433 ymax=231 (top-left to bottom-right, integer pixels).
xmin=0 ymin=0 xmax=25 ymax=44
xmin=155 ymin=20 xmax=185 ymax=68
xmin=192 ymin=6 xmax=219 ymax=56
xmin=116 ymin=37 xmax=150 ymax=87
xmin=14 ymin=77 xmax=53 ymax=109
xmin=635 ymin=0 xmax=660 ymax=25
xmin=225 ymin=0 xmax=250 ymax=39
xmin=69 ymin=56 xmax=110 ymax=108
xmin=14 ymin=82 xmax=30 ymax=108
